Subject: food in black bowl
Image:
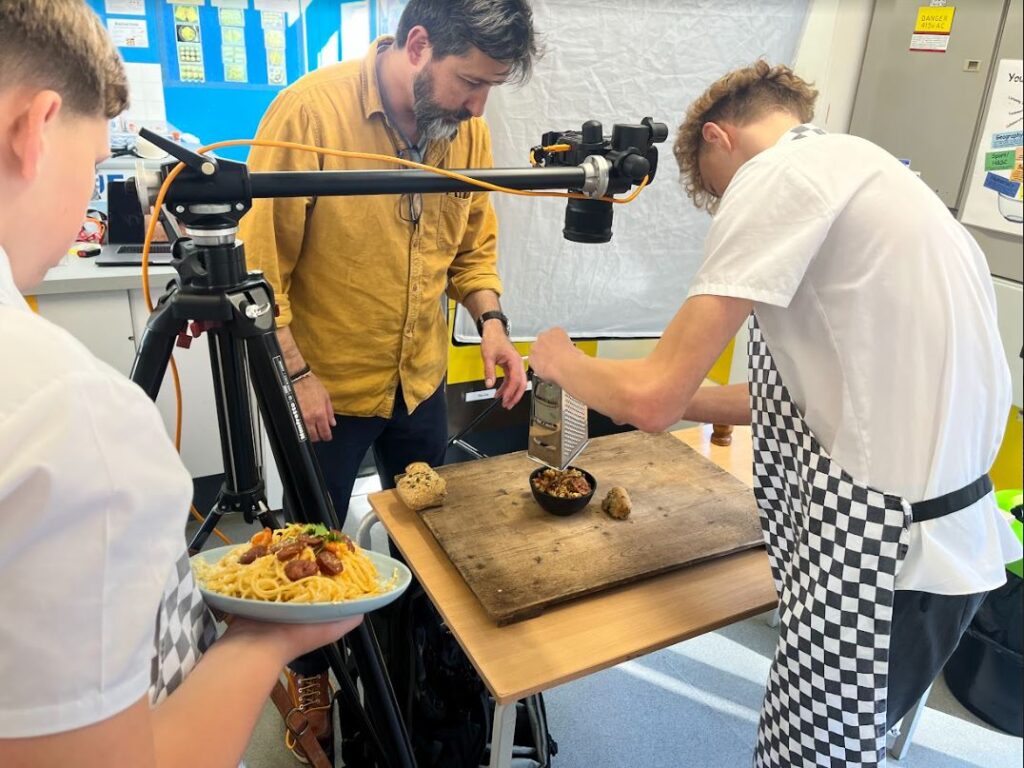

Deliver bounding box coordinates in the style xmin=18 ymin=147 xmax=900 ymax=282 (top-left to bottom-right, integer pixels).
xmin=529 ymin=466 xmax=597 ymax=516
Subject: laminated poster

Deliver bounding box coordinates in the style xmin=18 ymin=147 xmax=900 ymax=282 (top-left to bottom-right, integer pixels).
xmin=261 ymin=11 xmax=287 ymax=85
xmin=108 ymin=17 xmax=149 ymax=48
xmin=173 ymin=4 xmax=206 ymax=84
xmin=960 ymin=59 xmax=1023 ymax=237
xmin=219 ymin=7 xmax=248 ymax=83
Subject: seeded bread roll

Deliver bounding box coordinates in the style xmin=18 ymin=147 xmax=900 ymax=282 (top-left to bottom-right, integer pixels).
xmin=396 ymin=466 xmax=447 ymax=511
xmin=404 ymin=462 xmax=433 ymax=476
xmin=601 ymin=486 xmax=632 ymax=520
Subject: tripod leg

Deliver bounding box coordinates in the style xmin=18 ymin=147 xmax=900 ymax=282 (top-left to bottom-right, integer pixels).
xmin=256 ymin=508 xmax=280 ymax=530
xmin=130 ymin=287 xmax=186 ymax=399
xmin=241 ymin=292 xmax=416 ymax=768
xmin=348 ymin=621 xmax=416 ymax=768
xmin=130 ymin=288 xmax=245 ymax=556
xmin=205 ymin=326 xmax=273 ymax=518
xmin=245 ymin=324 xmax=340 ymax=529
xmin=188 ymin=507 xmax=226 ymax=555
xmin=323 ymin=642 xmax=393 ymax=767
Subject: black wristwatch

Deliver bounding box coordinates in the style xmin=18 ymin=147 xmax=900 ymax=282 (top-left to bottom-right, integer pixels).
xmin=476 ymin=310 xmax=510 ymax=337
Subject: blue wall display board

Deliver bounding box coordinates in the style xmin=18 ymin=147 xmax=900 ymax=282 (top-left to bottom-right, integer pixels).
xmin=88 ymin=1 xmax=377 ymax=160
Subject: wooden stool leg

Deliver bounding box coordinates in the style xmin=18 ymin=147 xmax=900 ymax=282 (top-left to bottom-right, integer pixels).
xmin=711 ymin=424 xmax=734 ymax=447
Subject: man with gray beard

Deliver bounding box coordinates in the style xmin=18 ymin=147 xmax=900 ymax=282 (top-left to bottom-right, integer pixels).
xmin=241 ymin=1 xmax=538 ymax=761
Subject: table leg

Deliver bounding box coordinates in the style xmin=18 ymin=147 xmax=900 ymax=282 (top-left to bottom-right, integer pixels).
xmin=487 ymin=700 xmax=518 ymax=768
xmin=888 ymin=684 xmax=931 ymax=761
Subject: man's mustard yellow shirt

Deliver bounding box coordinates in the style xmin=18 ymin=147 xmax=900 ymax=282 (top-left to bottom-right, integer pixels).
xmin=241 ymin=38 xmax=501 ymax=418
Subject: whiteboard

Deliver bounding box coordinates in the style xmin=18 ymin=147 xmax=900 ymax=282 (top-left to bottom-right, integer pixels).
xmin=454 ymin=0 xmax=810 ymax=342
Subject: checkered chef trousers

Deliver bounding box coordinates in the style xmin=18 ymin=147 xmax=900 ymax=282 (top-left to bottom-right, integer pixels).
xmin=748 ymin=316 xmax=912 ymax=767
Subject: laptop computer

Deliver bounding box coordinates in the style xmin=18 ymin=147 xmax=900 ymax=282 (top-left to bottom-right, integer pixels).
xmin=94 ymin=179 xmax=178 ymax=267
xmin=94 ymin=242 xmax=176 ymax=267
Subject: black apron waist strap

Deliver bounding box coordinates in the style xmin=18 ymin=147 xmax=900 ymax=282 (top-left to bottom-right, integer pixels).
xmin=911 ymin=474 xmax=993 ymax=523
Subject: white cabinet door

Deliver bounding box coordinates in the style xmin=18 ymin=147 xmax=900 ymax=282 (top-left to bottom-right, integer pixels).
xmin=128 ymin=288 xmax=225 ymax=479
xmin=34 ymin=290 xmax=137 ymax=375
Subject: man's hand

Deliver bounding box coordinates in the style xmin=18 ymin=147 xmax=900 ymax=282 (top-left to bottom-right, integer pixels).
xmin=527 ymin=327 xmax=579 ymax=386
xmin=293 ymin=373 xmax=336 ymax=442
xmin=480 ymin=323 xmax=527 ymax=408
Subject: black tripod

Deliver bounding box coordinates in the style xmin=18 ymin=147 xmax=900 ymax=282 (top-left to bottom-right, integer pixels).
xmin=127 ymin=119 xmax=665 ymax=768
xmin=131 ymin=217 xmax=434 ymax=766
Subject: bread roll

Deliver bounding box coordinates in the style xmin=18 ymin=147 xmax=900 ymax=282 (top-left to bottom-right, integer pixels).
xmin=601 ymin=486 xmax=632 ymax=520
xmin=396 ymin=466 xmax=447 ymax=511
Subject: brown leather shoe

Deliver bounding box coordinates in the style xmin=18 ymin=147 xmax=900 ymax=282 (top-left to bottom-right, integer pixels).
xmin=284 ymin=669 xmax=333 ymax=765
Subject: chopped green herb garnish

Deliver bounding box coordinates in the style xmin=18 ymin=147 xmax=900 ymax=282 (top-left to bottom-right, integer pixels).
xmin=303 ymin=523 xmax=342 ymax=541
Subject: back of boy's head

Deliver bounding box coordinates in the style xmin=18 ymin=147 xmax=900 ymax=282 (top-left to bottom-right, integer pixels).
xmin=674 ymin=60 xmax=818 ymax=212
xmin=0 ymin=0 xmax=128 ymax=119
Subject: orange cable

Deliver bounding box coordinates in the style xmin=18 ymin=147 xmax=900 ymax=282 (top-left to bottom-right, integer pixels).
xmin=144 ymin=138 xmax=649 ymax=307
xmin=530 ymin=142 xmax=572 ymax=166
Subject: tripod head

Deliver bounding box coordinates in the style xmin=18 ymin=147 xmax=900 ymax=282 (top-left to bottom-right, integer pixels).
xmin=131 ymin=133 xmax=251 ymax=245
xmin=532 ymin=117 xmax=669 ymax=243
xmin=130 ymin=118 xmax=667 ymax=245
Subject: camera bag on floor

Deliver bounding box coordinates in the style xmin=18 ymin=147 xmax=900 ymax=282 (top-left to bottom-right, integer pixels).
xmin=372 ymin=582 xmax=557 ymax=768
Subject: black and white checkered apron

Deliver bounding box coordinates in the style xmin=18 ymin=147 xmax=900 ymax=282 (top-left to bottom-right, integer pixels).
xmin=749 ymin=316 xmax=912 ymax=767
xmin=150 ymin=548 xmax=218 ymax=705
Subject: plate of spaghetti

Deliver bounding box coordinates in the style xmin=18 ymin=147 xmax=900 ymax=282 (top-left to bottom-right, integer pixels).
xmin=191 ymin=523 xmax=412 ymax=623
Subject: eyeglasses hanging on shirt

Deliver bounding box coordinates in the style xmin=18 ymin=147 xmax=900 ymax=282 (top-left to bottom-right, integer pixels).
xmin=375 ymin=50 xmax=425 ymax=228
xmin=395 ymin=145 xmax=424 ymax=227
xmin=398 ymin=190 xmax=423 ymax=226
xmin=392 ymin=143 xmax=473 ymax=228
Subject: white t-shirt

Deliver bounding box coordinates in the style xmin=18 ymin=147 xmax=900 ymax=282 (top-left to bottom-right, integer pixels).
xmin=0 ymin=246 xmax=194 ymax=737
xmin=689 ymin=126 xmax=1021 ymax=595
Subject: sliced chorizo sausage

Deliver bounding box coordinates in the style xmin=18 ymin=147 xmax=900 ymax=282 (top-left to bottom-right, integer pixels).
xmin=284 ymin=559 xmax=319 ymax=581
xmin=316 ymin=550 xmax=344 ymax=576
xmin=238 ymin=545 xmax=268 ymax=565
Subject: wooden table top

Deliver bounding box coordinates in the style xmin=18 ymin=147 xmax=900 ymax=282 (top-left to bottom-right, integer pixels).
xmin=368 ymin=425 xmax=776 ymax=704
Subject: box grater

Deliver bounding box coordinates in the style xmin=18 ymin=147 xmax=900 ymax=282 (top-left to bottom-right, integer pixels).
xmin=528 ymin=376 xmax=589 ymax=470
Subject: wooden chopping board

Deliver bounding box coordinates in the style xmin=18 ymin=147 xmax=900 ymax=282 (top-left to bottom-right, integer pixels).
xmin=420 ymin=430 xmax=764 ymax=625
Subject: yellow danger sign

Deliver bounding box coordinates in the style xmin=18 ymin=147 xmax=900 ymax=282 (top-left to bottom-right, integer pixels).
xmin=915 ymin=6 xmax=955 ymax=34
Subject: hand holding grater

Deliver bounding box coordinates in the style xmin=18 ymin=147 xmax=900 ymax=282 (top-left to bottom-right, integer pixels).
xmin=528 ymin=376 xmax=589 ymax=470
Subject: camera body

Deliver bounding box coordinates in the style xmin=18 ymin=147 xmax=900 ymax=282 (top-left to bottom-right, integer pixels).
xmin=533 ymin=118 xmax=669 ymax=243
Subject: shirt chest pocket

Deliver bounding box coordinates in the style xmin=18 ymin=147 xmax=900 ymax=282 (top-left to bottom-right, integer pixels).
xmin=434 ymin=192 xmax=472 ymax=252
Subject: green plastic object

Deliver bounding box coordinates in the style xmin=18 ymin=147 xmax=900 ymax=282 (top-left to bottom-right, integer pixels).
xmin=995 ymin=489 xmax=1023 ymax=579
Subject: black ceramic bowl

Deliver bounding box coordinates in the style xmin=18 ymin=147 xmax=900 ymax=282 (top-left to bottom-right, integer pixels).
xmin=529 ymin=466 xmax=597 ymax=516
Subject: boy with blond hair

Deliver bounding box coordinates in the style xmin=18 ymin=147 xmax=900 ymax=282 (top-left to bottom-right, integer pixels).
xmin=0 ymin=3 xmax=360 ymax=766
xmin=530 ymin=61 xmax=1020 ymax=765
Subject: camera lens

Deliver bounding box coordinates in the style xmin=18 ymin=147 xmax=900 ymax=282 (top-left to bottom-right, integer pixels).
xmin=563 ymin=198 xmax=613 ymax=244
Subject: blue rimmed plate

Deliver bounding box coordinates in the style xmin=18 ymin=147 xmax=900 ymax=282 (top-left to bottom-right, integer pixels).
xmin=191 ymin=546 xmax=412 ymax=623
